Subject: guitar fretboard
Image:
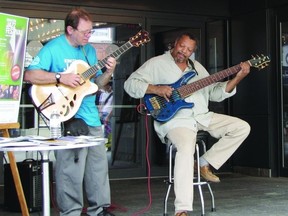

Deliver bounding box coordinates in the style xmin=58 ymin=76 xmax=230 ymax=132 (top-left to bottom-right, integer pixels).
xmin=82 ymin=41 xmax=134 ymax=80
xmin=178 ymin=64 xmax=242 ymax=98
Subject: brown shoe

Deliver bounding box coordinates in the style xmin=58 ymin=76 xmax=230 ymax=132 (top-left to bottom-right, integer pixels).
xmin=175 ymin=212 xmax=188 ymax=216
xmin=200 ymin=165 xmax=220 ymax=183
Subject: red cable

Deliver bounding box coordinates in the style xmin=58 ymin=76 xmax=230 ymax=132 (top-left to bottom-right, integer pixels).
xmin=130 ymin=104 xmax=152 ymax=216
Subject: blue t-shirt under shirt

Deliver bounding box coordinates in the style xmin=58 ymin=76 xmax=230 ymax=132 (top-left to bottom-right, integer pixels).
xmin=27 ymin=34 xmax=102 ymax=126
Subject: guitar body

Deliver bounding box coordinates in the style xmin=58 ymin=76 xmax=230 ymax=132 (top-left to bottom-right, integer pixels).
xmin=144 ymin=71 xmax=197 ymax=122
xmin=31 ymin=60 xmax=98 ymax=122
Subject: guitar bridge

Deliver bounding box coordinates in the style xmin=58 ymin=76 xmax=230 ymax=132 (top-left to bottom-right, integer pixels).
xmin=150 ymin=109 xmax=160 ymax=118
xmin=35 ymin=93 xmax=55 ymax=112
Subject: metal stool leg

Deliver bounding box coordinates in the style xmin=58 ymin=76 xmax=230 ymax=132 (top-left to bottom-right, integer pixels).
xmin=163 ymin=143 xmax=173 ymax=216
xmin=163 ymin=184 xmax=172 ymax=216
xmin=195 ymin=143 xmax=205 ymax=216
xmin=196 ymin=136 xmax=216 ymax=213
xmin=207 ymin=183 xmax=216 ymax=212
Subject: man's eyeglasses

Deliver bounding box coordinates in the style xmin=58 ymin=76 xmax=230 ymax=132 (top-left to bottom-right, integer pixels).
xmin=75 ymin=28 xmax=95 ymax=37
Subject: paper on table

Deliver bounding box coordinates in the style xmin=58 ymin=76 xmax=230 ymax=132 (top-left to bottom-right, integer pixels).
xmin=59 ymin=136 xmax=107 ymax=143
xmin=0 ymin=135 xmax=51 ymax=144
xmin=0 ymin=136 xmax=30 ymax=144
xmin=0 ymin=141 xmax=40 ymax=147
xmin=0 ymin=136 xmax=59 ymax=147
xmin=0 ymin=135 xmax=107 ymax=147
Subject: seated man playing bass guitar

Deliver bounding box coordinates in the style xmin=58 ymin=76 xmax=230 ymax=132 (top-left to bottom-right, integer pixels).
xmin=124 ymin=32 xmax=251 ymax=216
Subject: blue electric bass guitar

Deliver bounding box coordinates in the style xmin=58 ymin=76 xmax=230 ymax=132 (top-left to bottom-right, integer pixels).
xmin=144 ymin=55 xmax=270 ymax=122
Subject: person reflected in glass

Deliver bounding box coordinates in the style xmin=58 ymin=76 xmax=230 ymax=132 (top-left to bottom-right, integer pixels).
xmin=97 ymin=81 xmax=113 ymax=151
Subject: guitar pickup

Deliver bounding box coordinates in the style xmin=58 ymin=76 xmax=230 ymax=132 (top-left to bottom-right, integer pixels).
xmin=149 ymin=96 xmax=161 ymax=110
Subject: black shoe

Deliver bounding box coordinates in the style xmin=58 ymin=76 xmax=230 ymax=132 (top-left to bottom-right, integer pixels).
xmin=97 ymin=209 xmax=115 ymax=216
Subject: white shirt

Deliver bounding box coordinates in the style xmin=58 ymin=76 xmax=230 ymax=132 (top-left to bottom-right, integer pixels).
xmin=124 ymin=52 xmax=235 ymax=143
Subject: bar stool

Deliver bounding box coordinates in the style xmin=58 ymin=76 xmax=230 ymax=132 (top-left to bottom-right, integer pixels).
xmin=163 ymin=131 xmax=216 ymax=216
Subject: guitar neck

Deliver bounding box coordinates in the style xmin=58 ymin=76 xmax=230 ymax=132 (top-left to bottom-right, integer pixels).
xmin=178 ymin=64 xmax=242 ymax=98
xmin=81 ymin=41 xmax=134 ymax=80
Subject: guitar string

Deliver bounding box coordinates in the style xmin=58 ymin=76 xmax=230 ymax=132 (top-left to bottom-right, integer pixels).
xmin=81 ymin=29 xmax=150 ymax=79
xmin=178 ymin=64 xmax=241 ymax=97
xmin=154 ymin=64 xmax=242 ymax=109
xmin=81 ymin=42 xmax=133 ymax=80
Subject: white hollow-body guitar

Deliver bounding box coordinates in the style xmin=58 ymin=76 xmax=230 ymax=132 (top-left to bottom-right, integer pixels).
xmin=31 ymin=30 xmax=150 ymax=122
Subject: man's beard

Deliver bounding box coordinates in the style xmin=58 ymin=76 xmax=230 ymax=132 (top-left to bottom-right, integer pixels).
xmin=174 ymin=51 xmax=188 ymax=63
xmin=174 ymin=56 xmax=186 ymax=63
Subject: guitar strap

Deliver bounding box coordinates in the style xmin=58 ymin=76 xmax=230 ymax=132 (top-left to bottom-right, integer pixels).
xmin=188 ymin=58 xmax=198 ymax=75
xmin=81 ymin=46 xmax=92 ymax=66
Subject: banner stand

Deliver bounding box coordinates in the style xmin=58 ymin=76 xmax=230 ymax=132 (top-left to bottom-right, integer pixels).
xmin=0 ymin=122 xmax=29 ymax=216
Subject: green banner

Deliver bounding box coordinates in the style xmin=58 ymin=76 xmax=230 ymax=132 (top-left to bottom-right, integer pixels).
xmin=0 ymin=13 xmax=28 ymax=85
xmin=0 ymin=12 xmax=29 ymax=123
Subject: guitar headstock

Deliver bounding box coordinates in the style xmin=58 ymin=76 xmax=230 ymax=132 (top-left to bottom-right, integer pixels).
xmin=248 ymin=54 xmax=270 ymax=70
xmin=129 ymin=30 xmax=151 ymax=47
